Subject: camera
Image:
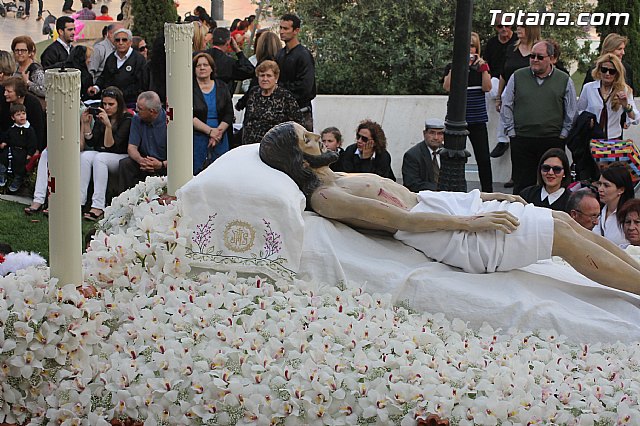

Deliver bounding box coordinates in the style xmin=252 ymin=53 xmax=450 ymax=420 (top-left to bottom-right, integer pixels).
xmin=88 ymin=107 xmax=101 ymax=117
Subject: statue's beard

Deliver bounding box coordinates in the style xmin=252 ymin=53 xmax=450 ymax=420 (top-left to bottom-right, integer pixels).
xmin=303 ymin=150 xmax=340 ymax=168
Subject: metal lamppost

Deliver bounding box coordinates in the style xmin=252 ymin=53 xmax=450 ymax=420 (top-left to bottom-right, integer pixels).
xmin=211 ymin=0 xmax=223 ymax=20
xmin=439 ymin=0 xmax=473 ymax=192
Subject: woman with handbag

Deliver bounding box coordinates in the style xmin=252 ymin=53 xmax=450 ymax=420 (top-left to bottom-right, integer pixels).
xmin=576 ymin=54 xmax=638 ymax=140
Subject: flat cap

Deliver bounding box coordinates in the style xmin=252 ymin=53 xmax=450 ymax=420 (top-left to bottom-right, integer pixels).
xmin=425 ymin=118 xmax=445 ymax=129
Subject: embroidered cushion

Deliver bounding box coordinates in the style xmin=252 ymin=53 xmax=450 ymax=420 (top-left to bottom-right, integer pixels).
xmin=178 ymin=144 xmax=306 ymax=280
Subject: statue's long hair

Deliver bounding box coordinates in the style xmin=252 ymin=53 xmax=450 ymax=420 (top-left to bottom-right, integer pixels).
xmin=259 ymin=122 xmax=322 ymax=203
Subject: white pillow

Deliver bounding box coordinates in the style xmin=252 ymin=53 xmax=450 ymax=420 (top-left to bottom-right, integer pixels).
xmin=178 ymin=145 xmax=306 ymax=280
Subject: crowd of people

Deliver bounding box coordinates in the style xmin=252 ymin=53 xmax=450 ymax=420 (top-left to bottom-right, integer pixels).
xmin=0 ymin=9 xmax=319 ymax=222
xmin=0 ymin=7 xmax=639 ymax=251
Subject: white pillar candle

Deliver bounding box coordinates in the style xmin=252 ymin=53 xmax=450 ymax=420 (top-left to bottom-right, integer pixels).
xmin=45 ymin=69 xmax=83 ymax=287
xmin=165 ymin=23 xmax=194 ymax=195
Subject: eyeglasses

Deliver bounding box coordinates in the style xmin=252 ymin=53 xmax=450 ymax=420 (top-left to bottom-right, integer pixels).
xmin=102 ymin=89 xmax=117 ymax=98
xmin=13 ymin=49 xmax=29 ymax=54
xmin=529 ymin=53 xmax=548 ymax=61
xmin=573 ymin=209 xmax=601 ymax=221
xmin=599 ymin=66 xmax=617 ymax=75
xmin=356 ymin=133 xmax=371 ymax=143
xmin=138 ymin=45 xmax=147 ymax=51
xmin=114 ymin=38 xmax=129 ymax=43
xmin=540 ymin=164 xmax=563 ymax=174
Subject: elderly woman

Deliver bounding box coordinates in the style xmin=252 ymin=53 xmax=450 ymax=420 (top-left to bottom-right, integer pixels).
xmin=79 ymin=86 xmax=132 ymax=221
xmin=192 ymin=52 xmax=233 ymax=174
xmin=11 ymin=36 xmax=45 ymax=107
xmin=342 ymin=119 xmax=396 ymax=181
xmin=519 ymin=148 xmax=572 ymax=211
xmin=576 ymin=54 xmax=638 ymax=140
xmin=593 ymin=162 xmax=635 ymax=246
xmin=241 ymin=60 xmax=303 ymax=146
xmin=618 ymin=199 xmax=640 ymax=247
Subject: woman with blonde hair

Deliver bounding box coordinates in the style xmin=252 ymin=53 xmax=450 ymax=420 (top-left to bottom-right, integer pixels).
xmin=577 ymin=53 xmax=638 ymax=140
xmin=583 ymin=33 xmax=634 ymax=92
xmin=192 ymin=21 xmax=210 ymax=52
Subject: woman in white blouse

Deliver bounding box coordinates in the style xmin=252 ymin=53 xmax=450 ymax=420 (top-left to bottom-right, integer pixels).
xmin=576 ymin=54 xmax=638 ymax=140
xmin=593 ymin=163 xmax=635 ymax=246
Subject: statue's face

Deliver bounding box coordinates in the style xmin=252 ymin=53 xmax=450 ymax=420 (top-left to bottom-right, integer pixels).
xmin=294 ymin=122 xmax=340 ymax=169
xmin=294 ymin=123 xmax=324 ymax=156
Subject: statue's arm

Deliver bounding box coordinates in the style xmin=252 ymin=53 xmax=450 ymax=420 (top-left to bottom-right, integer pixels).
xmin=480 ymin=192 xmax=526 ymax=204
xmin=310 ymin=188 xmax=519 ymax=234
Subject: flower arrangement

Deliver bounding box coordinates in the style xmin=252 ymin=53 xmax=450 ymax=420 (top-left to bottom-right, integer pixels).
xmin=1 ymin=177 xmax=640 ymax=425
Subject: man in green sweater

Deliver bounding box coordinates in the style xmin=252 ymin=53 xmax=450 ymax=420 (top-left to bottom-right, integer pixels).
xmin=500 ymin=40 xmax=577 ymax=195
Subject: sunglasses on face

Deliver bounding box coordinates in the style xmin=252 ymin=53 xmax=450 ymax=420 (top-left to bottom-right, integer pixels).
xmin=356 ymin=133 xmax=371 ymax=143
xmin=495 ymin=24 xmax=505 ymax=29
xmin=528 ymin=53 xmax=548 ymax=61
xmin=115 ymin=38 xmax=129 ymax=43
xmin=599 ymin=66 xmax=617 ymax=75
xmin=138 ymin=45 xmax=147 ymax=51
xmin=540 ymin=164 xmax=563 ymax=174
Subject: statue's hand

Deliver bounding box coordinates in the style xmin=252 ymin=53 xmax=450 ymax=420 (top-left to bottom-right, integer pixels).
xmin=480 ymin=192 xmax=526 ymax=204
xmin=463 ymin=211 xmax=519 ymax=234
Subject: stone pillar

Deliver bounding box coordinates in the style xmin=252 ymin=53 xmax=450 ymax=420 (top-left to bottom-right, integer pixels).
xmin=211 ymin=0 xmax=223 ymax=20
xmin=164 ymin=22 xmax=194 ymax=195
xmin=45 ymin=69 xmax=83 ymax=286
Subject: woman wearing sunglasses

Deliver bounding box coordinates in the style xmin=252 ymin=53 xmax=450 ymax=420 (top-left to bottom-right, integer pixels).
xmin=583 ymin=33 xmax=634 ymax=93
xmin=519 ymin=148 xmax=572 ymax=211
xmin=341 ymin=119 xmax=396 ymax=181
xmin=593 ymin=162 xmax=635 ymax=246
xmin=576 ymin=54 xmax=638 ymax=140
xmin=79 ymin=86 xmax=133 ymax=221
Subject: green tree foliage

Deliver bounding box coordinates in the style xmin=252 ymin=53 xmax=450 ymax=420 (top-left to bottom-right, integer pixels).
xmin=594 ymin=0 xmax=640 ymax=90
xmin=271 ymin=0 xmax=594 ymax=94
xmin=131 ymin=0 xmax=179 ymax=44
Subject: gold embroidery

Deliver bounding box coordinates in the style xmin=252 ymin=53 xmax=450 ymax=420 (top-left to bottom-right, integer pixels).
xmin=223 ymin=220 xmax=255 ymax=253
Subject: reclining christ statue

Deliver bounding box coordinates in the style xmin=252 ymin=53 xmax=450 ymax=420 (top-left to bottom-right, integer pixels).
xmin=259 ymin=122 xmax=640 ymax=295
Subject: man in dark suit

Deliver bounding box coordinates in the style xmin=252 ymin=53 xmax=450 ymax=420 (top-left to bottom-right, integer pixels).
xmin=203 ymin=28 xmax=254 ymax=95
xmin=401 ymin=118 xmax=445 ymax=192
xmin=40 ymin=16 xmax=75 ymax=69
xmin=90 ymin=28 xmax=147 ymax=107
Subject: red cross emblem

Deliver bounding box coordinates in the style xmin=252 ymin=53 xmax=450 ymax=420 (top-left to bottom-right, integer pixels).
xmin=166 ymin=106 xmax=174 ymax=123
xmin=47 ymin=176 xmax=56 ymax=194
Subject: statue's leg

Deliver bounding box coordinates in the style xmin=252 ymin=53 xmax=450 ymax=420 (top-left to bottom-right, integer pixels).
xmin=552 ymin=211 xmax=640 ymax=273
xmin=551 ymin=214 xmax=640 ymax=295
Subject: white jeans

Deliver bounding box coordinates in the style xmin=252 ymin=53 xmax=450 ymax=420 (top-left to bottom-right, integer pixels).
xmin=80 ymin=151 xmax=128 ymax=210
xmin=32 ymin=148 xmax=48 ymax=204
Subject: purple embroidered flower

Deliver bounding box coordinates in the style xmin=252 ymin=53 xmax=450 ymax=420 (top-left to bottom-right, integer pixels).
xmin=193 ymin=213 xmax=217 ymax=252
xmin=262 ymin=219 xmax=282 ymax=258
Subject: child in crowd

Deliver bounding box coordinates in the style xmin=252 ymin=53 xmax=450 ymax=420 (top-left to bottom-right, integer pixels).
xmin=321 ymin=126 xmax=345 ymax=172
xmin=0 ymin=104 xmax=38 ymax=193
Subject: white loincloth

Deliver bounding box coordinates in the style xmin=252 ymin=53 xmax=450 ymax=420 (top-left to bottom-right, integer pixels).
xmin=394 ymin=189 xmax=554 ymax=273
